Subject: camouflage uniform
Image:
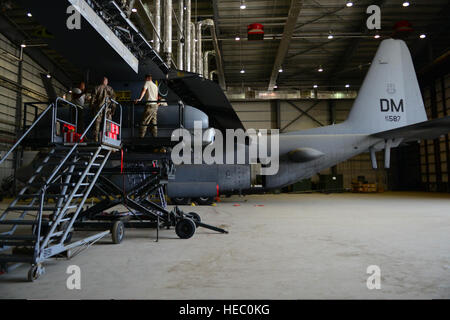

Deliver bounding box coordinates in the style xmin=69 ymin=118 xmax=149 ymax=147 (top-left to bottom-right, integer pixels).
xmin=90 ymin=84 xmax=116 ymax=142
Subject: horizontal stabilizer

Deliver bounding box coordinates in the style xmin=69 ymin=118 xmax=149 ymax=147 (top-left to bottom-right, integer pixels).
xmin=372 ymin=116 xmax=450 ymax=142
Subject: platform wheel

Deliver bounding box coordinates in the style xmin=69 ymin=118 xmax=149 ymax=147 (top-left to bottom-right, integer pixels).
xmin=111 ymin=220 xmax=125 ymax=244
xmin=171 ymin=197 xmax=191 ymax=205
xmin=27 ymin=264 xmax=45 ymax=282
xmin=175 ymin=218 xmax=196 ymax=239
xmin=64 ymin=249 xmax=73 ymax=260
xmin=187 ymin=212 xmax=201 ymax=223
xmin=195 ymin=197 xmax=214 ymax=206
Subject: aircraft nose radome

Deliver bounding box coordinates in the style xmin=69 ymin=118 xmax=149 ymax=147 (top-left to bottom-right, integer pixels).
xmin=288 ymin=148 xmax=325 ymax=163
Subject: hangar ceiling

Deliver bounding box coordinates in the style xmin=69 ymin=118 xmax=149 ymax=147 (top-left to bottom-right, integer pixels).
xmin=0 ymin=0 xmax=449 ymax=91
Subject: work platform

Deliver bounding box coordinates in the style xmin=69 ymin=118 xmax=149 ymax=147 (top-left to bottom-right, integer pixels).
xmin=0 ymin=98 xmax=226 ymax=281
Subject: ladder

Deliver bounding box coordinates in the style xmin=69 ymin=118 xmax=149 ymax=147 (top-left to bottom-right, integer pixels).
xmin=0 ymin=98 xmax=122 ymax=281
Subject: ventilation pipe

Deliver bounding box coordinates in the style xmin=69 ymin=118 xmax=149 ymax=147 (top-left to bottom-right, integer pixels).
xmin=196 ymin=19 xmax=226 ymax=89
xmin=184 ymin=0 xmax=191 ymax=71
xmin=191 ymin=22 xmax=196 ymax=73
xmin=177 ymin=0 xmax=184 ymax=70
xmin=203 ymin=50 xmax=215 ymax=79
xmin=153 ymin=0 xmax=161 ymax=53
xmin=163 ymin=0 xmax=172 ymax=66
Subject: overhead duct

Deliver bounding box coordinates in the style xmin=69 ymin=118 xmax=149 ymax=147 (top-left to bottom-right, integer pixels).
xmin=177 ymin=0 xmax=183 ymax=70
xmin=153 ymin=0 xmax=161 ymax=53
xmin=184 ymin=0 xmax=191 ymax=71
xmin=163 ymin=0 xmax=172 ymax=66
xmin=203 ymin=50 xmax=215 ymax=79
xmin=197 ymin=19 xmax=226 ymax=89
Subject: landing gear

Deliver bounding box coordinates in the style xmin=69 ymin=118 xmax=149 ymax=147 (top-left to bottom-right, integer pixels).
xmin=194 ymin=197 xmax=214 ymax=205
xmin=27 ymin=264 xmax=45 ymax=282
xmin=111 ymin=220 xmax=125 ymax=244
xmin=171 ymin=197 xmax=191 ymax=205
xmin=175 ymin=218 xmax=196 ymax=239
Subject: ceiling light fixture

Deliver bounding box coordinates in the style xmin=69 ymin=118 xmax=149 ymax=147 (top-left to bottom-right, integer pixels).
xmin=131 ymin=8 xmax=137 ymax=13
xmin=328 ymin=33 xmax=334 ymax=40
xmin=240 ymin=1 xmax=246 ymax=9
xmin=240 ymin=68 xmax=245 ymax=74
xmin=402 ymin=2 xmax=410 ymax=7
xmin=46 ymin=73 xmax=51 ymax=79
xmin=374 ymin=34 xmax=380 ymax=39
xmin=346 ymin=1 xmax=353 ymax=7
xmin=313 ymin=84 xmax=318 ymax=88
xmin=345 ymin=84 xmax=350 ymax=88
xmin=20 ymin=44 xmax=26 ymax=48
xmin=318 ymin=66 xmax=323 ymax=72
xmin=278 ymin=67 xmax=283 ymax=73
xmin=419 ymin=34 xmax=426 ymax=39
xmin=27 ymin=12 xmax=32 ymax=17
xmin=235 ymin=35 xmax=241 ymax=41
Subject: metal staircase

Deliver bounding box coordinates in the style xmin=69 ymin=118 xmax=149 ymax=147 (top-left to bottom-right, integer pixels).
xmin=0 ymin=98 xmax=122 ymax=281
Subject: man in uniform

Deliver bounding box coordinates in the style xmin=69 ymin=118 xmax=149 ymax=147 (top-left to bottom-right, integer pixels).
xmin=90 ymin=76 xmax=116 ymax=142
xmin=135 ymin=74 xmax=159 ymax=138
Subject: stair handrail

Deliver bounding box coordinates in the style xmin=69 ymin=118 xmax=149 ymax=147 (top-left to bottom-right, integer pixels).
xmin=101 ymin=98 xmax=122 ymax=144
xmin=52 ymin=97 xmax=81 ymax=143
xmin=0 ymin=103 xmax=54 ymax=166
xmin=43 ymin=100 xmax=111 ymax=188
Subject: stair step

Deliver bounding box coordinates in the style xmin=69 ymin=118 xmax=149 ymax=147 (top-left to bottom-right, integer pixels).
xmin=29 ymin=182 xmax=76 ymax=187
xmin=8 ymin=206 xmax=59 ymax=211
xmin=17 ymin=194 xmax=67 ymax=199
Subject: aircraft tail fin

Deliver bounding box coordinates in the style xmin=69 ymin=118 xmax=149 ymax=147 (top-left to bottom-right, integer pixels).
xmin=346 ymin=39 xmax=427 ymax=134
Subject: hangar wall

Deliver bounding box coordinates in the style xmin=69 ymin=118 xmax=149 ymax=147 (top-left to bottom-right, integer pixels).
xmin=231 ymin=99 xmax=387 ymax=190
xmin=0 ymin=32 xmax=67 ymax=181
xmin=420 ymin=74 xmax=450 ymax=192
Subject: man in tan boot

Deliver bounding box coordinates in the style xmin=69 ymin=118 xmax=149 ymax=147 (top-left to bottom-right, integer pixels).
xmin=135 ymin=74 xmax=159 ymax=138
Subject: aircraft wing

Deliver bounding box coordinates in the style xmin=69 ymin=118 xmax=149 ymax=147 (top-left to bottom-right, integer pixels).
xmin=167 ymin=70 xmax=245 ymax=132
xmin=372 ymin=116 xmax=450 ymax=142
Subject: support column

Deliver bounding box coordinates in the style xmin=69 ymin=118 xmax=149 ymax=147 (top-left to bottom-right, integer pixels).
xmin=177 ymin=0 xmax=184 ymax=70
xmin=153 ymin=0 xmax=161 ymax=53
xmin=163 ymin=0 xmax=173 ymax=66
xmin=184 ymin=0 xmax=191 ymax=71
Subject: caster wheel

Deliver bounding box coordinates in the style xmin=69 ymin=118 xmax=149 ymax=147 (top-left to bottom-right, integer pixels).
xmin=187 ymin=212 xmax=201 ymax=223
xmin=175 ymin=218 xmax=196 ymax=239
xmin=27 ymin=264 xmax=45 ymax=282
xmin=111 ymin=220 xmax=125 ymax=244
xmin=171 ymin=197 xmax=191 ymax=205
xmin=194 ymin=197 xmax=214 ymax=205
xmin=64 ymin=249 xmax=73 ymax=260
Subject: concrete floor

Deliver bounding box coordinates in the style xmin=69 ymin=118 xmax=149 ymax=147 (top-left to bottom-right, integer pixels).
xmin=0 ymin=192 xmax=449 ymax=299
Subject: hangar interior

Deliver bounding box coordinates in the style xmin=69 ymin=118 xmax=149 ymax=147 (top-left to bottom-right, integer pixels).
xmin=0 ymin=0 xmax=449 ymax=299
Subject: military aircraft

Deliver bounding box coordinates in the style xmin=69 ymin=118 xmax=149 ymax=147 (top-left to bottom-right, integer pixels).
xmin=10 ymin=1 xmax=450 ymax=205
xmin=162 ymin=38 xmax=450 ymax=204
